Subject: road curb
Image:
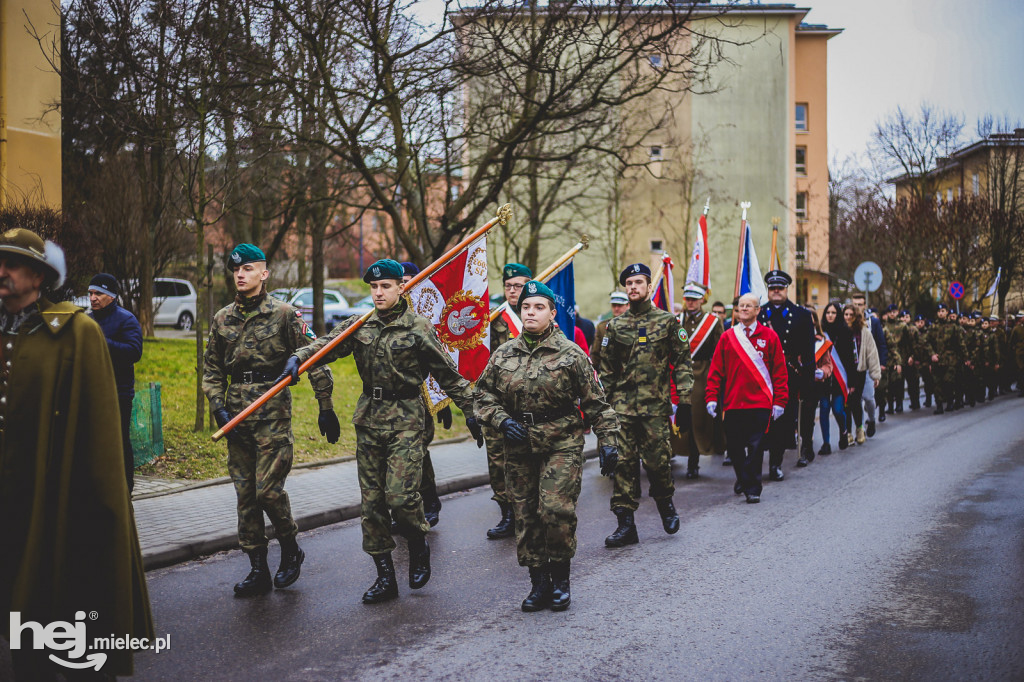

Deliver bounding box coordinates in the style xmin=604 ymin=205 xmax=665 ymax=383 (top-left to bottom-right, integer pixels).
xmin=141 ymin=446 xmax=596 ymax=571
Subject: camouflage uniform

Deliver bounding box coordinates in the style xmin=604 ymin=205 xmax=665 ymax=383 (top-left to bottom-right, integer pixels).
xmin=482 ymin=315 xmax=512 ymax=504
xmin=961 ymin=322 xmax=979 ymax=406
xmin=294 ymin=298 xmax=474 ymax=556
xmin=203 ymin=295 xmax=334 ymax=552
xmin=929 ymin=317 xmax=965 ymax=409
xmin=882 ymin=319 xmax=906 ymax=411
xmin=475 ymin=326 xmax=619 ymax=567
xmin=1012 ymin=321 xmax=1024 ymax=392
xmin=597 ymin=300 xmax=693 ymax=512
xmin=906 ymin=323 xmax=934 ymax=408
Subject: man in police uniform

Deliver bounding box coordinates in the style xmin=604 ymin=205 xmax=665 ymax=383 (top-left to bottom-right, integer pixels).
xmin=590 ymin=290 xmax=628 ymax=374
xmin=204 ymin=244 xmax=340 ymax=596
xmin=483 ymin=262 xmax=533 ymax=539
xmin=677 ymin=282 xmax=724 ymax=479
xmin=757 ymin=270 xmax=815 ymax=479
xmin=281 ymin=259 xmax=483 ymax=604
xmin=599 ymin=263 xmax=693 ymax=547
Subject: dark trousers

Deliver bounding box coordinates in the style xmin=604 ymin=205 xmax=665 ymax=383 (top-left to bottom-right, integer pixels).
xmin=764 ymin=387 xmax=799 ymax=468
xmin=119 ymin=394 xmax=135 ymax=493
xmin=725 ymin=408 xmax=770 ymax=496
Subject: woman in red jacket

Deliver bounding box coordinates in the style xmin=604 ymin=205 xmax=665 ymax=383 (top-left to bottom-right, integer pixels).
xmin=705 ymin=293 xmax=789 ymax=503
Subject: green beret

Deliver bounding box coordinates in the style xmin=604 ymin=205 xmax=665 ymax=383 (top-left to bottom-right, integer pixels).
xmin=519 ymin=280 xmax=556 ymax=306
xmin=363 ymin=258 xmax=405 ymax=283
xmin=228 ymin=243 xmax=267 ymax=269
xmin=502 ymin=263 xmax=533 ymax=281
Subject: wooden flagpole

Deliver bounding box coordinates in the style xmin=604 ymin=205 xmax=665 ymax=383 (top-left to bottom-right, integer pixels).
xmin=734 ymin=202 xmax=751 ymax=298
xmin=213 ymin=204 xmax=513 ymax=441
xmin=769 ymin=216 xmax=780 ymax=271
xmin=648 ymin=253 xmax=666 ymax=300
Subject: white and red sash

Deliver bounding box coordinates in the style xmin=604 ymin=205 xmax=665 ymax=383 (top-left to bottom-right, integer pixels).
xmin=728 ymin=323 xmax=774 ymax=403
xmin=823 ymin=333 xmax=850 ymax=401
xmin=686 ymin=312 xmax=718 ymax=358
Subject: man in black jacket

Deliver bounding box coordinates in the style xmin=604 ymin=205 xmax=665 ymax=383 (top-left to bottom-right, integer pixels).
xmin=757 ymin=270 xmax=815 ymax=481
xmin=88 ymin=273 xmax=143 ymax=491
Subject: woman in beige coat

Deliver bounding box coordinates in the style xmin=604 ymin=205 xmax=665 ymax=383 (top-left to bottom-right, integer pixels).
xmin=843 ymin=304 xmax=881 ymax=444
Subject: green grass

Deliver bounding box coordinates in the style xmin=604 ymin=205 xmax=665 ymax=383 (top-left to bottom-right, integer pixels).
xmin=135 ymin=337 xmax=468 ymax=481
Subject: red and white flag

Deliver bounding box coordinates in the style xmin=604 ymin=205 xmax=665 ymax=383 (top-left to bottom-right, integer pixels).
xmin=822 ymin=334 xmax=850 ymax=402
xmin=685 ymin=213 xmax=710 ymax=289
xmin=407 ymin=236 xmax=490 ymax=409
xmin=492 ymin=301 xmax=523 ymax=338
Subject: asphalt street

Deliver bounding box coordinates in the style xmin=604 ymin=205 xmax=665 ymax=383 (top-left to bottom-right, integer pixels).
xmin=132 ymin=396 xmax=1024 ymax=681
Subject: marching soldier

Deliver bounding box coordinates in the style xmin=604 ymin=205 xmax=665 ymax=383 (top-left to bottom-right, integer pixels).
xmin=980 ymin=315 xmax=999 ymax=402
xmin=203 ymin=244 xmax=340 ymax=596
xmin=1013 ymin=312 xmax=1024 ymax=396
xmin=482 ymin=262 xmax=533 ymax=539
xmin=590 ymin=291 xmax=629 ymax=374
xmin=881 ymin=304 xmax=907 ymax=415
xmin=599 ymin=263 xmax=693 ymax=547
xmin=475 ymin=280 xmax=620 ymax=612
xmin=929 ymin=304 xmax=964 ymax=414
xmin=401 ymin=262 xmax=444 ymax=527
xmin=280 ymin=259 xmax=483 ymax=604
xmin=757 ymin=270 xmax=815 ymax=477
xmin=677 ymin=282 xmax=725 ymax=479
xmin=913 ymin=314 xmax=936 ymax=408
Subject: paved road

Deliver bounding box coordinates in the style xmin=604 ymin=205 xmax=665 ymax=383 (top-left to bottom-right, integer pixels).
xmin=131 ymin=397 xmax=1024 ymax=680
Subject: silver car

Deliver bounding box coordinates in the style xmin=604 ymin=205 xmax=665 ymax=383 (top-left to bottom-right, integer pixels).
xmin=153 ymin=278 xmax=198 ymax=330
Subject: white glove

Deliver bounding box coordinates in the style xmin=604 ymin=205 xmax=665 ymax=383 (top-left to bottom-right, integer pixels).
xmin=814 ymin=368 xmax=824 ymax=380
xmin=706 ymin=402 xmax=718 ymax=418
xmin=771 ymin=405 xmax=785 ymax=420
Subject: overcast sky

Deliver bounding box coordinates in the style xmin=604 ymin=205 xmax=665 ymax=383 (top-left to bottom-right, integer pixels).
xmin=804 ymin=0 xmax=1024 ymax=161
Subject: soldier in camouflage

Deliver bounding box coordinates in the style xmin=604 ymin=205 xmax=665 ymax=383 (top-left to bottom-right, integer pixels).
xmin=482 ymin=262 xmax=533 ymax=539
xmin=280 ymin=258 xmax=483 ymax=604
xmin=881 ymin=305 xmax=907 ymax=414
xmin=203 ymin=243 xmax=340 ymax=597
xmin=911 ymin=314 xmax=936 ymax=408
xmin=928 ymin=304 xmax=964 ymax=414
xmin=599 ymin=263 xmax=694 ymax=548
xmin=476 ymin=280 xmax=619 ymax=612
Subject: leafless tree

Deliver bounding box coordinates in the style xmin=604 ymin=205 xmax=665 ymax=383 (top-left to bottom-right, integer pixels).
xmin=868 ymin=103 xmax=965 ymax=202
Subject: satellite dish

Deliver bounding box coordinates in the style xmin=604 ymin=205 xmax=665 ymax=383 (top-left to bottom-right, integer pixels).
xmin=854 ymin=261 xmax=882 ymax=292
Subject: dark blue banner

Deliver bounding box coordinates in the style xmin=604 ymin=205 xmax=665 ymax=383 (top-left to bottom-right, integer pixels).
xmin=547 ymin=261 xmax=576 ymax=340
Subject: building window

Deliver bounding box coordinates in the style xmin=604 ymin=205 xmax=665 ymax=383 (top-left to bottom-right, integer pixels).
xmin=936 ymin=191 xmax=942 ymax=204
xmin=648 ymin=54 xmax=662 ymax=69
xmin=795 ymin=235 xmax=807 ymax=263
xmin=795 ymin=192 xmax=808 ymax=221
xmin=795 ymin=146 xmax=807 ymax=175
xmin=649 ymin=146 xmax=663 ymax=161
xmin=450 ymin=185 xmax=460 ymax=202
xmin=795 ymin=103 xmax=808 ymax=132
xmin=947 ymin=188 xmax=953 ymax=202
xmin=972 ymin=173 xmax=980 ymax=196
xmin=650 ymin=239 xmax=663 ymax=253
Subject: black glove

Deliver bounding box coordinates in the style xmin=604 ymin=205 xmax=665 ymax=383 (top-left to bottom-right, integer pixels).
xmin=499 ymin=417 xmax=529 ymax=443
xmin=213 ymin=407 xmax=240 ymax=444
xmin=465 ymin=416 xmax=484 ymax=448
xmin=318 ymin=409 xmax=341 ymax=444
xmin=437 ymin=405 xmax=452 ymax=430
xmin=276 ymin=355 xmax=301 ymax=386
xmin=675 ymin=404 xmax=692 ymax=433
xmin=598 ymin=445 xmax=619 ymax=477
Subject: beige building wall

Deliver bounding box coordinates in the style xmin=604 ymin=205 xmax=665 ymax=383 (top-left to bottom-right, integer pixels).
xmin=0 ymin=0 xmax=62 ymax=208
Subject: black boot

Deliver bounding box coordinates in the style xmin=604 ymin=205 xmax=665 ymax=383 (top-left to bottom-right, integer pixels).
xmin=362 ymin=553 xmax=399 ymax=604
xmin=486 ymin=501 xmax=515 ymax=539
xmin=549 ymin=561 xmax=571 ymax=611
xmin=924 ymin=394 xmax=932 ymax=407
xmin=423 ymin=494 xmax=442 ymax=528
xmin=234 ymin=547 xmax=272 ymax=597
xmin=274 ymin=536 xmax=305 ymax=589
xmin=521 ymin=566 xmax=552 ymax=612
xmin=407 ymin=534 xmax=431 ymax=589
xmin=934 ymin=403 xmax=945 ymax=415
xmin=797 ymin=444 xmax=813 ymax=467
xmin=605 ymin=508 xmax=639 ymax=547
xmin=656 ymin=498 xmax=680 ymax=535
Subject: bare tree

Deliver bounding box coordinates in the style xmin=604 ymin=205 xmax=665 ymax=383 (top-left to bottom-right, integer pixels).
xmin=976 ymin=116 xmax=1024 ymax=315
xmin=868 ymin=103 xmax=965 ymax=202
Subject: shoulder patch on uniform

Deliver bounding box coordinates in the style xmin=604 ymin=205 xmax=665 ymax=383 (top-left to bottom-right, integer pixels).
xmin=601 ymin=336 xmax=609 ymax=347
xmin=295 ymin=309 xmax=317 ymax=340
xmin=678 ymin=328 xmax=688 ymax=342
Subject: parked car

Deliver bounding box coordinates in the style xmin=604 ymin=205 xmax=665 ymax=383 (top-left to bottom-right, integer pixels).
xmin=153 ymin=278 xmax=198 ymax=330
xmin=287 ymin=288 xmax=352 ymax=327
xmin=349 ymin=295 xmax=375 ymax=317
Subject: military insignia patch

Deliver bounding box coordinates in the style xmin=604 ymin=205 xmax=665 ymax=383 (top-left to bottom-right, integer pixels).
xmin=678 ymin=328 xmax=688 ymax=342
xmin=295 ymin=309 xmax=316 ymax=340
xmin=601 ymin=336 xmax=609 ymax=347
xmin=373 ymin=266 xmax=381 ymax=277
xmin=527 ymin=282 xmax=537 ymax=294
xmin=230 ymin=252 xmax=241 ymax=263
xmin=504 ymin=267 xmax=512 ymax=278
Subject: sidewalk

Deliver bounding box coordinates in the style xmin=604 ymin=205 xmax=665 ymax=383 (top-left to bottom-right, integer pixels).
xmin=135 ymin=433 xmax=598 ymax=570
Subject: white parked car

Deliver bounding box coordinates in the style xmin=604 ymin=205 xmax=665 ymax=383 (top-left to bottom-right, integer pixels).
xmin=287 ymin=288 xmax=351 ymax=327
xmin=153 ymin=278 xmax=198 ymax=330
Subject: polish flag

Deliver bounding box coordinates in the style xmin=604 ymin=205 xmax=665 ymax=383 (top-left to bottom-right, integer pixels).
xmin=685 ymin=213 xmax=710 ymax=289
xmin=493 ymin=301 xmax=523 ymax=338
xmin=407 ymin=236 xmax=490 ymax=409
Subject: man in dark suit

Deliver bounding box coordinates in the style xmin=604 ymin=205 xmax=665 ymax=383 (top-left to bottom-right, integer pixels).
xmin=756 ymin=270 xmax=815 ymax=480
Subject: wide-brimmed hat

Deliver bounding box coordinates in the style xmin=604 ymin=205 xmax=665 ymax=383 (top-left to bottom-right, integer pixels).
xmin=0 ymin=228 xmax=66 ymax=288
